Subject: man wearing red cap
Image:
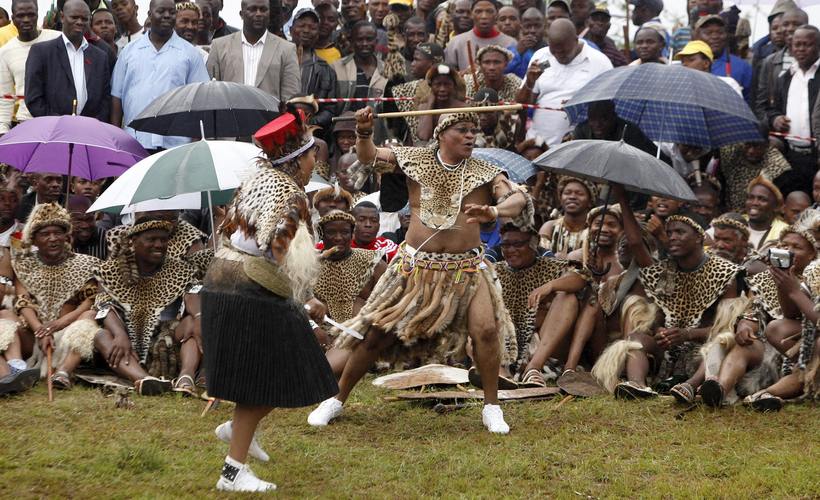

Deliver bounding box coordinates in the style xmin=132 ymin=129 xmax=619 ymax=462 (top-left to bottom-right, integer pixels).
xmin=308 ymin=107 xmax=533 ymax=434
xmin=202 ymin=108 xmax=337 ymax=492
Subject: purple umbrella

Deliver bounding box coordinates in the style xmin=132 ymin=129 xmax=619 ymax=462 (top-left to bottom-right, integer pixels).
xmin=0 ymin=115 xmax=148 ymax=182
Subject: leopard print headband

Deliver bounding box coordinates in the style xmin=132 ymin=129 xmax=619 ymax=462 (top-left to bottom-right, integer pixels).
xmin=711 ymin=216 xmax=750 ymax=239
xmin=318 ymin=209 xmax=355 ymax=228
xmin=779 ymin=225 xmax=818 ymax=251
xmin=433 ymin=112 xmax=479 ymax=141
xmin=126 ymin=220 xmax=174 ymax=238
xmin=666 ymin=215 xmax=705 ymax=237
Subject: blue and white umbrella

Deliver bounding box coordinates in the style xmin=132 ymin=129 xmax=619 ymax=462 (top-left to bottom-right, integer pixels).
xmin=563 ymin=63 xmax=760 ymax=149
xmin=472 ymin=148 xmax=538 ymax=183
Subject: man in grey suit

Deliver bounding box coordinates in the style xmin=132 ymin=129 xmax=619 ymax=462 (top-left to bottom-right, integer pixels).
xmin=206 ymin=0 xmax=300 ymax=103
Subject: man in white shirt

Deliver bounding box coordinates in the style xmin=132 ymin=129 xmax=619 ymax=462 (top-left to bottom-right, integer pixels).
xmin=206 ymin=0 xmax=300 ymax=103
xmin=515 ymin=18 xmax=612 ymax=145
xmin=768 ymin=25 xmax=820 ymax=195
xmin=0 ymin=0 xmax=60 ymax=133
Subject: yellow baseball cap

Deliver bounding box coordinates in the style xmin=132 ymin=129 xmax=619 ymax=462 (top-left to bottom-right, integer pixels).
xmin=674 ymin=40 xmax=714 ymax=62
xmin=389 ymin=0 xmax=413 ymax=7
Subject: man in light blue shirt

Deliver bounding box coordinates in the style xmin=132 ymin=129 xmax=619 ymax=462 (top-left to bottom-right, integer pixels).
xmin=110 ymin=0 xmax=209 ymax=152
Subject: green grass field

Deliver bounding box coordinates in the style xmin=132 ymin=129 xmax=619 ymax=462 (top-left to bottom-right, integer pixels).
xmin=1 ymin=378 xmax=818 ymax=499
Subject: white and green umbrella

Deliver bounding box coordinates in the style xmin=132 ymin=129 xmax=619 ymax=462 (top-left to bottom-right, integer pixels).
xmin=89 ymin=140 xmax=262 ymax=215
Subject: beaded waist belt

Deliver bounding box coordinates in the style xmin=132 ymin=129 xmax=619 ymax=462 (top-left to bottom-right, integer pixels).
xmin=397 ymin=242 xmax=484 ymax=274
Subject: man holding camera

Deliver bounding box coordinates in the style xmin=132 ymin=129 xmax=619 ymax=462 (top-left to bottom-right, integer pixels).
xmin=670 ymin=226 xmax=816 ymax=406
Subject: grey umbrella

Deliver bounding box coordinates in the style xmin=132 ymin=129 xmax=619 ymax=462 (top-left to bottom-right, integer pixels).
xmin=535 ymin=139 xmax=696 ymax=277
xmin=472 ymin=148 xmax=538 ymax=183
xmin=129 ymin=80 xmax=281 ymax=138
xmin=533 ymin=139 xmax=696 ymax=202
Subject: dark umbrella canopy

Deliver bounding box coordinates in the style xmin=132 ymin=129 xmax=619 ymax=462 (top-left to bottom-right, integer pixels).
xmin=534 ymin=139 xmax=697 ymax=202
xmin=473 ymin=148 xmax=538 ymax=183
xmin=563 ymin=63 xmax=760 ymax=149
xmin=129 ymin=81 xmax=281 ymax=138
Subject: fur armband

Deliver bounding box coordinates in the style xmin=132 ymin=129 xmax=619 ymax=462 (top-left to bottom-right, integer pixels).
xmin=77 ymin=282 xmax=98 ymax=302
xmin=348 ymin=149 xmax=396 ymax=190
xmin=14 ymin=295 xmax=36 ymax=315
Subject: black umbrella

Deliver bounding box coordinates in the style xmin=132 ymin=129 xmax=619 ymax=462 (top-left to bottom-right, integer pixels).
xmin=533 ymin=139 xmax=696 ymax=202
xmin=128 ymin=81 xmax=280 ymax=138
xmin=535 ymin=139 xmax=696 ymax=276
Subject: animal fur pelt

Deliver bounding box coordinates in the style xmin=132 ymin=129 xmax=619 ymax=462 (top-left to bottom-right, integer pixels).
xmin=591 ymin=339 xmax=643 ymax=393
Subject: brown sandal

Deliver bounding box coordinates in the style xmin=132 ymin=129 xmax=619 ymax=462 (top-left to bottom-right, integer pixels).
xmin=51 ymin=370 xmax=72 ymax=390
xmin=172 ymin=374 xmax=197 ymax=397
xmin=520 ymin=369 xmax=547 ymax=388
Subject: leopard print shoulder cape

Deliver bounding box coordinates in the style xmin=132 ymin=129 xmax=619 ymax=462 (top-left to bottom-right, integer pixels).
xmin=746 ymin=270 xmax=783 ymax=320
xmin=464 ymin=73 xmax=522 ymax=102
xmin=107 ymin=220 xmax=206 ymax=261
xmin=314 ymin=248 xmax=382 ymax=323
xmin=391 ymin=79 xmax=426 ymax=144
xmin=803 ymin=260 xmax=820 ymax=296
xmin=95 ymin=257 xmax=198 ymax=363
xmin=640 ymin=255 xmax=741 ymax=329
xmin=496 ymin=256 xmax=569 ymax=365
xmin=392 ymin=146 xmax=501 ymax=230
xmin=13 ymin=253 xmax=99 ymax=323
xmin=226 ymin=166 xmax=308 ymax=250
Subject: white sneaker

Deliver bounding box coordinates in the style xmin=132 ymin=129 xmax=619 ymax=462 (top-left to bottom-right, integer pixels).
xmin=482 ymin=404 xmax=510 ymax=434
xmin=214 ymin=421 xmax=270 ymax=462
xmin=307 ymin=397 xmax=343 ymax=426
xmin=216 ymin=460 xmax=277 ymax=493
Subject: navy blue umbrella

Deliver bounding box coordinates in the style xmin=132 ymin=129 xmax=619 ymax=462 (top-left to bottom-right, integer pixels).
xmin=563 ymin=63 xmax=760 ymax=149
xmin=473 ymin=148 xmax=538 ymax=183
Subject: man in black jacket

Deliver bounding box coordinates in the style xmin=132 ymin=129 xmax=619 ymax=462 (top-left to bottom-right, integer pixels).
xmin=24 ymin=0 xmax=111 ymax=122
xmin=210 ymin=0 xmax=239 ymax=39
xmin=753 ymin=8 xmax=808 ymax=120
xmin=767 ymin=24 xmax=820 ymax=195
xmin=291 ymin=8 xmax=337 ymax=136
xmin=15 ymin=174 xmax=64 ymax=222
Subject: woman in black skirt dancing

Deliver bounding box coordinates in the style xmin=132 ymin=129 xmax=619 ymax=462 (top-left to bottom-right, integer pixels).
xmin=201 ymin=107 xmax=338 ymax=492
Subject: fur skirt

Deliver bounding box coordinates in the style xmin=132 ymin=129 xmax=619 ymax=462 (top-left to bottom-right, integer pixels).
xmin=201 ymin=257 xmax=338 ymax=407
xmin=334 ymin=245 xmax=517 ymax=367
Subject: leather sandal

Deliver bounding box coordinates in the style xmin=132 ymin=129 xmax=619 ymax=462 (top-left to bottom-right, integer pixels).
xmin=172 ymin=374 xmax=197 ymax=397
xmin=51 ymin=370 xmax=72 ymax=390
xmin=520 ymin=368 xmax=547 ymax=388
xmin=670 ymin=382 xmax=695 ymax=404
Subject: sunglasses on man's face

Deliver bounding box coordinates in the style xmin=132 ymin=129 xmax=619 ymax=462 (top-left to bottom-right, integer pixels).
xmin=452 ymin=126 xmax=480 ymax=135
xmin=500 ymin=239 xmax=530 ymax=249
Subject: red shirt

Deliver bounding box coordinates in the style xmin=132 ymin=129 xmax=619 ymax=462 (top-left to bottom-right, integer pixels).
xmin=316 ymin=236 xmax=398 ymax=262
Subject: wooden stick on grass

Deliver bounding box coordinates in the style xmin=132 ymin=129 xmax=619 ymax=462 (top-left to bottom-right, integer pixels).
xmin=46 ymin=344 xmax=53 ymax=402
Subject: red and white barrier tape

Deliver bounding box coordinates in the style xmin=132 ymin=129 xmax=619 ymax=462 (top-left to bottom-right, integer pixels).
xmin=768 ymin=131 xmax=816 ymax=143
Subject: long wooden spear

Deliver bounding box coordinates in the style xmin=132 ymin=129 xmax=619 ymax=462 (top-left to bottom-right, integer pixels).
xmin=331 ymin=104 xmax=524 ymax=122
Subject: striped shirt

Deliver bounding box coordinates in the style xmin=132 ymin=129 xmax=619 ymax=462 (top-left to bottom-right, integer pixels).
xmin=241 ymin=33 xmax=265 ymax=86
xmin=73 ymin=227 xmax=108 ymax=260
xmin=350 ymin=68 xmax=370 ymax=111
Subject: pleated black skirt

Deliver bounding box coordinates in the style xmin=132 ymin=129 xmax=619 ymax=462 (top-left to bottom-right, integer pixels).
xmin=201 ymin=258 xmax=338 ymax=407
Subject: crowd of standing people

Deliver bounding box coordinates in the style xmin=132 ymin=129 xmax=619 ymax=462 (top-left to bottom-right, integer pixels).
xmin=0 ymin=0 xmax=818 ymax=493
